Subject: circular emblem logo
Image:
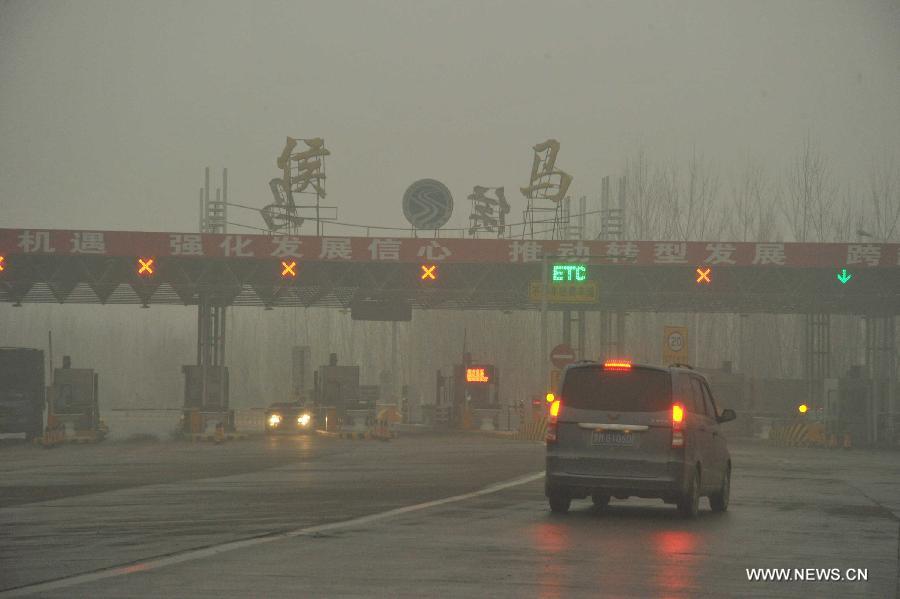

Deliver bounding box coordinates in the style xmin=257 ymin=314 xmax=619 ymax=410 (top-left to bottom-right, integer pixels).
xmin=402 ymin=179 xmax=453 ymax=230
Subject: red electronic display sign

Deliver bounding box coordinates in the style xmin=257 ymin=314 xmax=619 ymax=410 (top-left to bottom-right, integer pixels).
xmin=466 ymin=367 xmax=490 ymax=383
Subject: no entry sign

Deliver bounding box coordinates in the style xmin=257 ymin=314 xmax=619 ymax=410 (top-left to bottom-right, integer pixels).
xmin=550 ymin=343 xmax=576 ymax=369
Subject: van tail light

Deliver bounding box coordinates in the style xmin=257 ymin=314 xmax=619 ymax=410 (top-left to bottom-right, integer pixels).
xmin=550 ymin=400 xmax=561 ymax=419
xmin=671 ymin=403 xmax=685 ymax=449
xmin=603 ymin=359 xmax=632 ymax=371
xmin=546 ymin=399 xmax=561 ymax=444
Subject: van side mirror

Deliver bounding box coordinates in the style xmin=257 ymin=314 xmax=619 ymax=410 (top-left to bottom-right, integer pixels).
xmin=717 ymin=408 xmax=736 ymax=424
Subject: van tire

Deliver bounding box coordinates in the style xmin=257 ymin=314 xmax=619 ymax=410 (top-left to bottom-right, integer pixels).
xmin=677 ymin=466 xmax=701 ymax=518
xmin=548 ymin=490 xmax=571 ymax=514
xmin=709 ymin=466 xmax=730 ymax=512
xmin=591 ymin=493 xmax=610 ymax=509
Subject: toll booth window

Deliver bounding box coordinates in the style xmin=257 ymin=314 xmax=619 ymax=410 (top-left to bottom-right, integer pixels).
xmin=561 ymin=367 xmax=672 ymax=413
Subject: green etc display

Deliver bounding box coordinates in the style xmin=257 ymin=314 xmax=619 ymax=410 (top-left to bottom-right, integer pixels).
xmin=552 ymin=263 xmax=587 ymax=283
xmin=530 ymin=263 xmax=597 ymax=304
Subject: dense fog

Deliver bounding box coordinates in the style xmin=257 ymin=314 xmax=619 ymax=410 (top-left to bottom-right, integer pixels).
xmin=2 ymin=1 xmax=898 ymax=410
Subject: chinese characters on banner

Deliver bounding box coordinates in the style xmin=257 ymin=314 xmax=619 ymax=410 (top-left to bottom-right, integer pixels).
xmin=1 ymin=230 xmax=899 ymax=268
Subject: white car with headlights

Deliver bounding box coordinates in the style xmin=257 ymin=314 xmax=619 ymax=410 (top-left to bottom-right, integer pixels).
xmin=265 ymin=402 xmax=315 ymax=435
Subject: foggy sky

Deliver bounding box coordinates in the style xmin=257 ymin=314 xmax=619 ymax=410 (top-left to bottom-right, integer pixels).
xmin=1 ymin=0 xmax=898 ymax=235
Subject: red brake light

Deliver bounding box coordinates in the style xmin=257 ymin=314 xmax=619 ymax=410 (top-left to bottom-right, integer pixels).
xmin=546 ymin=399 xmax=561 ymax=444
xmin=603 ymin=360 xmax=632 ymax=371
xmin=671 ymin=402 xmax=685 ymax=449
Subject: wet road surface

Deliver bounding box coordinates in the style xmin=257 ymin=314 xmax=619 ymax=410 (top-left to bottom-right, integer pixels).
xmin=1 ymin=433 xmax=897 ymax=597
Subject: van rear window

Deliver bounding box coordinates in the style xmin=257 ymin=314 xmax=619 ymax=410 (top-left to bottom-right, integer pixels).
xmin=561 ymin=366 xmax=672 ymax=412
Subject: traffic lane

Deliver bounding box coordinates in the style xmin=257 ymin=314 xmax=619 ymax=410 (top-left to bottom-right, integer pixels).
xmin=0 ymin=435 xmax=335 ymax=508
xmin=0 ymin=433 xmax=544 ymax=591
xmin=27 ymin=441 xmax=899 ymax=599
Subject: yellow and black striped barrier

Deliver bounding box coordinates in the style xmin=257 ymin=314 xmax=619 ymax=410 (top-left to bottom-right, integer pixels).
xmin=314 ymin=428 xmax=395 ymax=440
xmin=38 ymin=427 xmax=65 ymax=448
xmin=187 ymin=432 xmax=247 ymax=443
xmin=36 ymin=427 xmax=107 ymax=447
xmin=769 ymin=421 xmax=827 ymax=447
xmin=516 ymin=416 xmax=547 ymax=442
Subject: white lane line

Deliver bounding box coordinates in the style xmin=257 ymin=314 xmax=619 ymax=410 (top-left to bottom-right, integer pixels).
xmin=1 ymin=471 xmax=544 ymax=598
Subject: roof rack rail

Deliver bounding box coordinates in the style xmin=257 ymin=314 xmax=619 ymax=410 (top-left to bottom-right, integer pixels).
xmin=669 ymin=362 xmax=694 ymax=370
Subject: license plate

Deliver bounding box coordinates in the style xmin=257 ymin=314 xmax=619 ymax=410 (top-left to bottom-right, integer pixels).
xmin=592 ymin=430 xmax=635 ymax=446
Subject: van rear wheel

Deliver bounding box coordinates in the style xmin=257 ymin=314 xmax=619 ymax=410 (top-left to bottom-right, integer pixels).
xmin=677 ymin=466 xmax=701 ymax=518
xmin=709 ymin=467 xmax=730 ymax=512
xmin=548 ymin=490 xmax=571 ymax=514
xmin=591 ymin=493 xmax=610 ymax=509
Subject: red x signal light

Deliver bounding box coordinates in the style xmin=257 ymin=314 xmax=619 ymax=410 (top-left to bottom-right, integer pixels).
xmin=137 ymin=257 xmax=155 ymax=277
xmin=696 ymin=266 xmax=711 ymax=284
xmin=281 ymin=260 xmax=297 ymax=278
xmin=421 ymin=264 xmax=437 ymax=281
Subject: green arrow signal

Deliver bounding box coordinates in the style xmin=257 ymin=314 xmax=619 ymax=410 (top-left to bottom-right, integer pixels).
xmin=836 ymin=269 xmax=853 ymax=284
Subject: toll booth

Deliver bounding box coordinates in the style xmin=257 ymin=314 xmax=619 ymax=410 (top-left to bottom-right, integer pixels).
xmin=346 ymin=384 xmax=379 ymax=431
xmin=314 ymin=353 xmax=362 ymax=429
xmin=435 ymin=360 xmax=500 ymax=430
xmin=824 ymin=368 xmax=874 ymax=445
xmin=291 ymin=345 xmax=312 ymax=403
xmin=0 ymin=347 xmax=45 ymax=440
xmin=49 ymin=357 xmax=104 ymax=439
xmin=181 ymin=365 xmax=232 ymax=433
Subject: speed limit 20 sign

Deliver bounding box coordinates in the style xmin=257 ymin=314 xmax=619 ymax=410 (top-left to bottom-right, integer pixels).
xmin=663 ymin=326 xmax=689 ymax=365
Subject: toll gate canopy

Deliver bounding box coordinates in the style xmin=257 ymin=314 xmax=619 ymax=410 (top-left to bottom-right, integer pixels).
xmin=1 ymin=228 xmax=899 ymax=315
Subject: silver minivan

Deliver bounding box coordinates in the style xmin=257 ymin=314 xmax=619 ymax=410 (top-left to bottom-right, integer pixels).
xmin=545 ymin=360 xmax=736 ymax=517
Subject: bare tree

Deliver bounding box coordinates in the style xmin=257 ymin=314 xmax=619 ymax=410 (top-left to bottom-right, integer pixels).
xmin=758 ymin=182 xmax=780 ymax=242
xmin=728 ymin=155 xmax=780 ymax=242
xmin=623 ymin=149 xmax=661 ymax=240
xmin=782 ymin=136 xmax=837 ymax=242
xmin=663 ymin=148 xmax=721 ymax=241
xmin=866 ymin=158 xmax=900 ymax=242
xmin=829 ymin=185 xmax=859 ymax=242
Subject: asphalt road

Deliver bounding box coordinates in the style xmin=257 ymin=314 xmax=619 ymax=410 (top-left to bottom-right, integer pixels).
xmin=1 ymin=432 xmax=898 ymax=598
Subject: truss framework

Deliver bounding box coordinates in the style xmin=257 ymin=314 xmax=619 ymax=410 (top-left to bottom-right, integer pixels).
xmin=1 ymin=254 xmax=898 ymax=315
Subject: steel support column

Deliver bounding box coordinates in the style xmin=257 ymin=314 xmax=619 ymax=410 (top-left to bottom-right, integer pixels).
xmin=598 ymin=309 xmax=626 ymax=360
xmin=803 ymin=313 xmax=831 ymax=409
xmin=187 ymin=167 xmax=230 ymax=430
xmin=561 ymin=310 xmax=586 ymax=360
xmin=576 ymin=309 xmax=586 ymax=359
xmin=865 ymin=315 xmax=897 ymax=444
xmin=197 ymin=298 xmax=227 ymax=406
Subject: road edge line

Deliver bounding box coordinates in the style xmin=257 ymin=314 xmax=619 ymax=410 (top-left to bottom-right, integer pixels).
xmin=0 ymin=471 xmax=544 ymax=598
